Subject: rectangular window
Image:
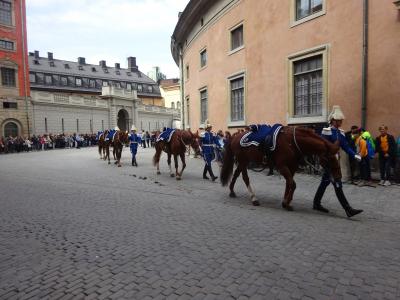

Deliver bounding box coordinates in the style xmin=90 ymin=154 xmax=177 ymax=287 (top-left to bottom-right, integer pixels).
xmin=90 ymin=119 xmax=93 ymax=133
xmin=231 ymin=25 xmax=243 ymax=51
xmin=45 ymin=75 xmax=52 ymax=85
xmin=89 ymin=79 xmax=96 ymax=88
xmin=29 ymin=72 xmax=36 ymax=83
xmin=137 ymin=84 xmax=143 ymax=92
xmin=0 ymin=39 xmax=14 ymax=50
xmin=76 ymin=119 xmax=79 ymax=132
xmin=3 ymin=101 xmax=17 ymax=109
xmin=52 ymin=74 xmax=60 ymax=85
xmin=96 ymin=79 xmax=102 ymax=88
xmin=296 ymin=0 xmax=323 ymax=20
xmin=126 ymin=83 xmax=132 ymax=90
xmin=61 ymin=118 xmax=65 ymax=133
xmin=186 ymin=65 xmax=189 ymax=80
xmin=102 ymin=81 xmax=108 ymax=87
xmin=200 ymin=89 xmax=208 ymax=123
xmin=186 ymin=98 xmax=190 ymax=128
xmin=0 ymin=0 xmax=12 ymax=25
xmin=293 ymin=55 xmax=323 ymax=117
xmin=200 ymin=49 xmax=207 ymax=68
xmin=147 ymin=85 xmax=152 ymax=93
xmin=45 ymin=118 xmax=48 ymax=132
xmin=230 ymin=76 xmax=244 ymax=121
xmin=36 ymin=73 xmax=44 ymax=84
xmin=60 ymin=76 xmax=68 ymax=86
xmin=75 ymin=78 xmax=82 ymax=86
xmin=68 ymin=76 xmax=75 ymax=86
xmin=1 ymin=67 xmax=15 ymax=86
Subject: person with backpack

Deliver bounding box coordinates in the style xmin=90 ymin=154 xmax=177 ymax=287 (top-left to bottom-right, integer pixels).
xmin=375 ymin=125 xmax=396 ymax=186
xmin=354 ymin=129 xmax=373 ymax=186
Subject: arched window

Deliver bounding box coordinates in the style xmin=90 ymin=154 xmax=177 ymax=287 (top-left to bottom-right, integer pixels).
xmin=177 ymin=101 xmax=181 ymax=109
xmin=171 ymin=102 xmax=175 ymax=109
xmin=4 ymin=122 xmax=18 ymax=137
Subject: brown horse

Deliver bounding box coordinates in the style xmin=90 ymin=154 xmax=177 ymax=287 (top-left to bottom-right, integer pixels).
xmin=109 ymin=131 xmax=129 ymax=167
xmin=98 ymin=130 xmax=109 ymax=160
xmin=220 ymin=126 xmax=341 ymax=210
xmin=153 ymin=129 xmax=201 ymax=180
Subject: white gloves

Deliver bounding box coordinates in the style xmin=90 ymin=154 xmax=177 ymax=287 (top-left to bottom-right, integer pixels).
xmin=354 ymin=154 xmax=362 ymax=162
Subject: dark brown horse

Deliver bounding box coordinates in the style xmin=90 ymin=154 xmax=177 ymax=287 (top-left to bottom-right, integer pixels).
xmin=153 ymin=129 xmax=201 ymax=180
xmin=220 ymin=126 xmax=341 ymax=210
xmin=98 ymin=130 xmax=109 ymax=160
xmin=109 ymin=131 xmax=129 ymax=167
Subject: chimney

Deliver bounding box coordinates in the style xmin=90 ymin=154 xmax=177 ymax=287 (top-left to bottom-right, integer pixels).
xmin=115 ymin=63 xmax=120 ymax=69
xmin=99 ymin=60 xmax=106 ymax=68
xmin=48 ymin=52 xmax=53 ymax=60
xmin=127 ymin=57 xmax=138 ymax=72
xmin=34 ymin=50 xmax=39 ymax=59
xmin=78 ymin=57 xmax=86 ymax=65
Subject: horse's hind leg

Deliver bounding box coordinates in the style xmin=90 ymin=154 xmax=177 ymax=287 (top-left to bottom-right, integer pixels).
xmin=242 ymin=167 xmax=259 ymax=206
xmin=117 ymin=147 xmax=122 ymax=167
xmin=279 ymin=166 xmax=295 ymax=211
xmin=173 ymin=154 xmax=180 ymax=180
xmin=229 ymin=166 xmax=242 ymax=198
xmin=98 ymin=145 xmax=102 ymax=159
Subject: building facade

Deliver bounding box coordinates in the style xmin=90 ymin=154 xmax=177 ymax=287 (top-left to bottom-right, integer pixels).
xmin=28 ymin=52 xmax=178 ymax=135
xmin=0 ymin=0 xmax=30 ymax=138
xmin=171 ymin=0 xmax=400 ymax=136
xmin=160 ymin=79 xmax=180 ymax=109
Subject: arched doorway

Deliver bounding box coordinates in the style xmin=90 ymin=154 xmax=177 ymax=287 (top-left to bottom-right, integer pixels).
xmin=117 ymin=109 xmax=129 ymax=131
xmin=4 ymin=121 xmax=19 ymax=137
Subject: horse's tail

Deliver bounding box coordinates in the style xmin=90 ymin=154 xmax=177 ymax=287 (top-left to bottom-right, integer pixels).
xmin=220 ymin=138 xmax=234 ymax=186
xmin=152 ymin=143 xmax=161 ymax=166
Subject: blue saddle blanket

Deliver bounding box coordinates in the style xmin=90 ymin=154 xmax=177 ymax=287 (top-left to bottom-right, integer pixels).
xmin=240 ymin=124 xmax=283 ymax=151
xmin=157 ymin=128 xmax=175 ymax=142
xmin=106 ymin=130 xmax=117 ymax=142
xmin=96 ymin=131 xmax=104 ymax=141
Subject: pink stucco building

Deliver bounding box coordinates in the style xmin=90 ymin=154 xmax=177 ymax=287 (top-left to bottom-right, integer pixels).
xmin=171 ymin=0 xmax=400 ymax=137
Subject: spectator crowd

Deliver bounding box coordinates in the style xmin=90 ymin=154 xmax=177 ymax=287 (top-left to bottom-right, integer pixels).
xmin=0 ymin=133 xmax=98 ymax=154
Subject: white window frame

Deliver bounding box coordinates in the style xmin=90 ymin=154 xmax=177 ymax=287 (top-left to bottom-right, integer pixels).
xmin=287 ymin=44 xmax=329 ymax=124
xmin=228 ymin=22 xmax=244 ymax=55
xmin=227 ymin=71 xmax=246 ymax=127
xmin=199 ymin=47 xmax=207 ymax=69
xmin=199 ymin=87 xmax=208 ymax=126
xmin=290 ymin=0 xmax=326 ymax=28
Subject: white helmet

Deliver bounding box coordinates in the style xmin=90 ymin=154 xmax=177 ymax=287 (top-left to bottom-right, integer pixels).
xmin=131 ymin=125 xmax=137 ymax=131
xmin=328 ymin=105 xmax=345 ymax=122
xmin=204 ymin=119 xmax=212 ymax=129
xmin=114 ymin=126 xmax=120 ymax=131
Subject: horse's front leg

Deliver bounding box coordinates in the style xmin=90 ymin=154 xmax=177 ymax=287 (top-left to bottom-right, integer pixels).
xmin=117 ymin=146 xmax=122 ymax=167
xmin=242 ymin=167 xmax=259 ymax=206
xmin=107 ymin=146 xmax=111 ymax=165
xmin=176 ymin=153 xmax=186 ymax=180
xmin=279 ymin=166 xmax=295 ymax=211
xmin=167 ymin=153 xmax=174 ymax=177
xmin=173 ymin=154 xmax=180 ymax=180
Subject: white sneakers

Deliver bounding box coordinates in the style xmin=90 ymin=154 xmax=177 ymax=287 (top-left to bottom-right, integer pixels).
xmin=379 ymin=180 xmax=391 ymax=186
xmin=379 ymin=180 xmax=385 ymax=185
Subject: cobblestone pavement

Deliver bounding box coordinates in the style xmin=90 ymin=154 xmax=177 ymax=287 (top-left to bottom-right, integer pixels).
xmin=0 ymin=147 xmax=399 ymax=300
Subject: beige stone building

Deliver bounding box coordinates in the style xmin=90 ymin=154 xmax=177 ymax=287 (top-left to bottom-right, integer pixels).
xmin=160 ymin=79 xmax=181 ymax=109
xmin=171 ymin=0 xmax=400 ymax=136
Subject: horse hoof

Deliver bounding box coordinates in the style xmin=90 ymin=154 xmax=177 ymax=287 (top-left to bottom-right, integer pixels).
xmin=170 ymin=174 xmax=175 ymax=177
xmin=157 ymin=171 xmax=161 ymax=175
xmin=252 ymin=200 xmax=260 ymax=206
xmin=176 ymin=177 xmax=181 ymax=181
xmin=118 ymin=165 xmax=121 ymax=168
xmin=229 ymin=192 xmax=237 ymax=198
xmin=108 ymin=162 xmax=111 ymax=165
xmin=282 ymin=202 xmax=294 ymax=211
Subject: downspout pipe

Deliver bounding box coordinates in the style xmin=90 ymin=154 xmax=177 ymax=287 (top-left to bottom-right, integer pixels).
xmin=20 ymin=0 xmax=30 ymax=137
xmin=178 ymin=45 xmax=185 ymax=130
xmin=361 ymin=0 xmax=369 ymax=129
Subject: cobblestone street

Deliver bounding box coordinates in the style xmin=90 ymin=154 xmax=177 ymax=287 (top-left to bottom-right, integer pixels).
xmin=1 ymin=147 xmax=400 ymax=300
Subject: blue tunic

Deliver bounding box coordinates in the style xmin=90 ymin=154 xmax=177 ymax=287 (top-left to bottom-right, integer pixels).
xmin=321 ymin=127 xmax=356 ymax=158
xmin=106 ymin=129 xmax=116 ymax=141
xmin=201 ymin=131 xmax=221 ymax=165
xmin=129 ymin=133 xmax=141 ymax=156
xmin=96 ymin=131 xmax=103 ymax=141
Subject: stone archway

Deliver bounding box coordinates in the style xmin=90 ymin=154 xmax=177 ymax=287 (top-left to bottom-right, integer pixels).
xmin=117 ymin=109 xmax=129 ymax=131
xmin=2 ymin=119 xmax=21 ymax=138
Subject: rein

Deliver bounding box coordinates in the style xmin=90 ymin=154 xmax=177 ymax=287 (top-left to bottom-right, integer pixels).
xmin=292 ymin=127 xmax=321 ymax=173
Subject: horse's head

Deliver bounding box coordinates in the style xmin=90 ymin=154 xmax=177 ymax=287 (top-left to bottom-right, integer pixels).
xmin=188 ymin=130 xmax=201 ymax=156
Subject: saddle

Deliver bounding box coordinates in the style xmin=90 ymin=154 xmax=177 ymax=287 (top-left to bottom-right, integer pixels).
xmin=157 ymin=128 xmax=175 ymax=143
xmin=240 ymin=124 xmax=283 ymax=153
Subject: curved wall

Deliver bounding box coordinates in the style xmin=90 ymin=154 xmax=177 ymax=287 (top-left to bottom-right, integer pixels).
xmin=177 ymin=0 xmax=400 ymax=136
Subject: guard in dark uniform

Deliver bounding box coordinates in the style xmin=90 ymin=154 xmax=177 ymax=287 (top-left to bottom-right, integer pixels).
xmin=200 ymin=120 xmax=220 ymax=181
xmin=129 ymin=125 xmax=141 ymax=166
xmin=313 ymin=106 xmax=363 ymax=218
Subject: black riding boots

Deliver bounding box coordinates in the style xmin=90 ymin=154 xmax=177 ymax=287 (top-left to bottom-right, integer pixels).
xmin=334 ymin=185 xmax=363 ymax=218
xmin=203 ymin=165 xmax=218 ymax=181
xmin=132 ymin=157 xmax=138 ymax=167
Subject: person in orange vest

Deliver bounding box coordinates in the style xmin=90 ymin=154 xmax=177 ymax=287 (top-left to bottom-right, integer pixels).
xmin=353 ymin=129 xmax=371 ymax=186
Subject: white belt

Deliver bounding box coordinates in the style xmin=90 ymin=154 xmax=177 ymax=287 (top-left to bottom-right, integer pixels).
xmin=202 ymin=144 xmax=214 ymax=147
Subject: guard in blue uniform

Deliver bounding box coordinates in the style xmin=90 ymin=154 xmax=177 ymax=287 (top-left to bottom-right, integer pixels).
xmin=129 ymin=125 xmax=141 ymax=166
xmin=200 ymin=120 xmax=220 ymax=181
xmin=313 ymin=106 xmax=363 ymax=218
